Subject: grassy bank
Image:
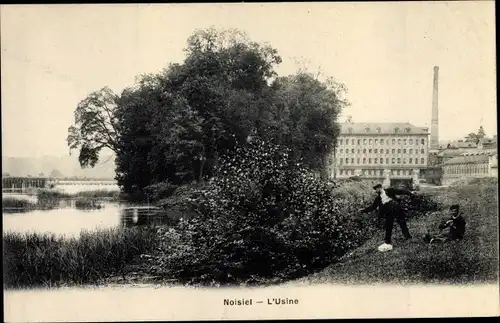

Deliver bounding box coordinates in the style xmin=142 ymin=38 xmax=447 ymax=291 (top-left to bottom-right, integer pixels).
xmin=3 ymin=227 xmax=160 ymax=289
xmin=296 ymin=178 xmax=499 ymax=285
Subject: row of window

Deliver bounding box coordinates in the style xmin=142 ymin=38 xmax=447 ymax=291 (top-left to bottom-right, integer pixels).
xmin=338 ymin=138 xmax=426 ymax=146
xmin=346 ymin=127 xmax=415 ymax=134
xmin=338 ymin=148 xmax=426 ymax=155
xmin=336 ymin=157 xmax=426 ymax=165
xmin=338 ymin=169 xmax=414 ymax=176
xmin=444 ymin=164 xmax=489 ymax=175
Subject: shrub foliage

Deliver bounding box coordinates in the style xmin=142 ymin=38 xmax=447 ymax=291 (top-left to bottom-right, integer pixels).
xmin=152 ymin=138 xmax=384 ymax=284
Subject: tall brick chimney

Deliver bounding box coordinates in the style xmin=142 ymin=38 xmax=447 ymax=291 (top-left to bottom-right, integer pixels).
xmin=430 ymin=66 xmax=439 ymax=150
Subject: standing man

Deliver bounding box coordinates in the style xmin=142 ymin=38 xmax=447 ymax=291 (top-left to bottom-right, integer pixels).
xmin=360 ymin=184 xmax=414 ymax=252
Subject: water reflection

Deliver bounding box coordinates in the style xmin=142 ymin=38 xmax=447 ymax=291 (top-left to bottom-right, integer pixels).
xmin=120 ymin=206 xmax=173 ymax=228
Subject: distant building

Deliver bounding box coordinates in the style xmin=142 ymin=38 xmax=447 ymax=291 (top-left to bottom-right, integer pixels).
xmin=330 ymin=122 xmax=430 ymax=183
xmin=441 ymin=151 xmax=498 ymax=185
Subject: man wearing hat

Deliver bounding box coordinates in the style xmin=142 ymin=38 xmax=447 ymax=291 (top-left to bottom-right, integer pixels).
xmin=360 ymin=183 xmax=414 ymax=252
xmin=424 ymin=204 xmax=466 ymax=244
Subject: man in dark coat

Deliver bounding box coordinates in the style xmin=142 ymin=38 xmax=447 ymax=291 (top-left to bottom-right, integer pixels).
xmin=424 ymin=204 xmax=466 ymax=244
xmin=360 ymin=184 xmax=414 ymax=252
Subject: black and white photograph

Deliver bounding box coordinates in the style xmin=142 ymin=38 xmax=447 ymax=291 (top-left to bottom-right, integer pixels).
xmin=2 ymin=2 xmax=499 ymax=321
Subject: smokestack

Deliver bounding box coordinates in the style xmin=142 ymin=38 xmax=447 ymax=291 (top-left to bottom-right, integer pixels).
xmin=430 ymin=66 xmax=439 ymax=150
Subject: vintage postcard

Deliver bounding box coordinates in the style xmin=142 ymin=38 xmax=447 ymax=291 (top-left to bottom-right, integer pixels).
xmin=2 ymin=2 xmax=499 ymax=321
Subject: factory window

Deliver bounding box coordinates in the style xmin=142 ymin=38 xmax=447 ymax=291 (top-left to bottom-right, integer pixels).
xmin=363 ymin=149 xmax=367 ymax=153
xmin=357 ymin=139 xmax=361 ymax=145
xmin=369 ymin=149 xmax=372 ymax=153
xmin=409 ymin=149 xmax=413 ymax=154
xmin=397 ymin=170 xmax=401 ymax=175
xmin=416 ymin=141 xmax=419 ymax=146
xmin=397 ymin=149 xmax=401 ymax=154
xmin=345 ymin=158 xmax=349 ymax=164
xmin=392 ymin=139 xmax=396 ymax=144
xmin=351 ymin=149 xmax=355 ymax=153
xmin=351 ymin=158 xmax=355 ymax=164
xmin=340 ymin=170 xmax=343 ymax=175
xmin=386 ymin=149 xmax=389 ymax=154
xmin=421 ymin=158 xmax=425 ymax=164
xmin=405 ymin=128 xmax=411 ymax=133
xmin=357 ymin=158 xmax=360 ymax=164
xmin=403 ymin=149 xmax=406 ymax=153
xmin=369 ymin=139 xmax=373 ymax=145
xmin=392 ymin=149 xmax=396 ymax=154
xmin=409 ymin=139 xmax=413 ymax=144
xmin=409 ymin=158 xmax=413 ymax=164
xmin=421 ymin=139 xmax=425 ymax=145
xmin=398 ymin=139 xmax=401 ymax=145
xmin=381 ymin=140 xmax=384 ymax=145
xmin=375 ymin=139 xmax=378 ymax=144
xmin=380 ymin=170 xmax=384 ymax=176
xmin=374 ymin=149 xmax=378 ymax=153
xmin=365 ymin=127 xmax=370 ymax=133
xmin=376 ymin=127 xmax=381 ymax=133
xmin=352 ymin=139 xmax=355 ymax=145
xmin=374 ymin=158 xmax=378 ymax=164
xmin=397 ymin=158 xmax=401 ymax=164
xmin=380 ymin=158 xmax=384 ymax=164
xmin=392 ymin=158 xmax=396 ymax=164
xmin=339 ymin=139 xmax=343 ymax=145
xmin=386 ymin=158 xmax=389 ymax=164
xmin=394 ymin=127 xmax=400 ymax=133
xmin=368 ymin=158 xmax=372 ymax=164
xmin=363 ymin=158 xmax=366 ymax=164
xmin=357 ymin=149 xmax=360 ymax=153
xmin=340 ymin=149 xmax=343 ymax=153
xmin=421 ymin=149 xmax=425 ymax=154
xmin=403 ymin=159 xmax=406 ymax=164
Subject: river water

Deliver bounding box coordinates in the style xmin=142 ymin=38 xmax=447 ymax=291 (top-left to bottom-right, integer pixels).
xmin=2 ymin=198 xmax=170 ymax=238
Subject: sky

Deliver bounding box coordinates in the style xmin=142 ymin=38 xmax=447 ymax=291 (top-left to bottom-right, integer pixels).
xmin=1 ymin=2 xmax=497 ymax=158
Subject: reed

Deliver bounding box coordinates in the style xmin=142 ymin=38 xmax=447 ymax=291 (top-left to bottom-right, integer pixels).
xmin=3 ymin=227 xmax=160 ymax=288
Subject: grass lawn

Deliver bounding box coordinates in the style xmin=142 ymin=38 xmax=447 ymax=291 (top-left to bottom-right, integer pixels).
xmin=294 ymin=178 xmax=499 ymax=285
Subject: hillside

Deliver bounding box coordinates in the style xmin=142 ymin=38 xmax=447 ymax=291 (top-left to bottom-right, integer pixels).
xmin=2 ymin=154 xmax=116 ymax=179
xmin=290 ymin=178 xmax=499 ymax=285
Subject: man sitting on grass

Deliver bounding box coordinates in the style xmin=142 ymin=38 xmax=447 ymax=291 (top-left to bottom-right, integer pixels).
xmin=423 ymin=204 xmax=466 ymax=244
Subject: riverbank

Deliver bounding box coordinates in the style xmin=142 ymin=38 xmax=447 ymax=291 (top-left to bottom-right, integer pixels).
xmin=4 ymin=178 xmax=497 ymax=289
xmin=3 ymin=227 xmax=159 ymax=289
xmin=2 ymin=189 xmax=121 ymax=212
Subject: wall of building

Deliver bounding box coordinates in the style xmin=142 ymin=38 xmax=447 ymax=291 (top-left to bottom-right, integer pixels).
xmin=330 ymin=133 xmax=429 ymax=180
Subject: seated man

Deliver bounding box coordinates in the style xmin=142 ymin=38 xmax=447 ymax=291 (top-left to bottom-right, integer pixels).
xmin=424 ymin=204 xmax=466 ymax=244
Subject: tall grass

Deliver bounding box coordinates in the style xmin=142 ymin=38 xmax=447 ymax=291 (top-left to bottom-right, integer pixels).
xmin=3 ymin=227 xmax=160 ymax=289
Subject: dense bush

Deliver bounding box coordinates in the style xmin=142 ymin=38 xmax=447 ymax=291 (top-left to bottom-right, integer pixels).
xmin=2 ymin=197 xmax=36 ymax=210
xmin=150 ymin=138 xmax=379 ymax=285
xmin=74 ymin=197 xmax=102 ymax=210
xmin=144 ymin=182 xmax=179 ymax=202
xmin=3 ymin=227 xmax=159 ymax=288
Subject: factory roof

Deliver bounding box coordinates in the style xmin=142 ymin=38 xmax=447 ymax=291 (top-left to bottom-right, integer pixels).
xmin=339 ymin=122 xmax=429 ymax=135
xmin=444 ymin=152 xmax=496 ymax=165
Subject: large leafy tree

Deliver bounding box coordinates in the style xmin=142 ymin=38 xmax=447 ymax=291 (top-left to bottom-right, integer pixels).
xmin=67 ymin=87 xmax=121 ymax=168
xmin=69 ymin=27 xmax=348 ymax=198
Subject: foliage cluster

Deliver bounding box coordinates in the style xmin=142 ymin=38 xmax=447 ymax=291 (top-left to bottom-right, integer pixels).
xmin=146 ymin=138 xmax=435 ymax=285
